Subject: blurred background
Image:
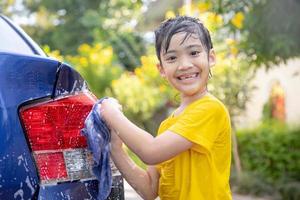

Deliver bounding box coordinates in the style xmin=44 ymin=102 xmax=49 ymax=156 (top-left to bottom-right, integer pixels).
xmin=1 ymin=0 xmax=299 ymax=199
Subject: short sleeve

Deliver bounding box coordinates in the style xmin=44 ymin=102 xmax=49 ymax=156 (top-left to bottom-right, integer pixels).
xmin=169 ymin=101 xmax=226 ymax=151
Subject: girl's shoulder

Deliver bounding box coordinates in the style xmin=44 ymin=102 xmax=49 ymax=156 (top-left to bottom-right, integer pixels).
xmin=187 ymin=94 xmax=227 ymax=114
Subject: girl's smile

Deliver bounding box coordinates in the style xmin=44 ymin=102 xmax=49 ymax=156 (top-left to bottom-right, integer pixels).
xmin=177 ymin=72 xmax=199 ymax=81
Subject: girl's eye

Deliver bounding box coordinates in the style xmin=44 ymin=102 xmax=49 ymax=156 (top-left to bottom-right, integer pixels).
xmin=166 ymin=56 xmax=177 ymax=61
xmin=190 ymin=51 xmax=200 ymax=56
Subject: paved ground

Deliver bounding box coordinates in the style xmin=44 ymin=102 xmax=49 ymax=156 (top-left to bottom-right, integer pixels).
xmin=124 ymin=180 xmax=271 ymax=200
xmin=124 ymin=180 xmax=143 ymax=200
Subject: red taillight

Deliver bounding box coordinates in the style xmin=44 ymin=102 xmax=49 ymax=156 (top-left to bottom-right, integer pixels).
xmin=20 ymin=93 xmax=96 ymax=184
xmin=35 ymin=152 xmax=68 ymax=180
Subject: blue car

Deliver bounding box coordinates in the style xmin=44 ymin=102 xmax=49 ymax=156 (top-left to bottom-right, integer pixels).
xmin=0 ymin=15 xmax=124 ymax=199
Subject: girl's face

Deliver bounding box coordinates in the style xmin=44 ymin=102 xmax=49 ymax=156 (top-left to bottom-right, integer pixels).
xmin=158 ymin=32 xmax=215 ymax=99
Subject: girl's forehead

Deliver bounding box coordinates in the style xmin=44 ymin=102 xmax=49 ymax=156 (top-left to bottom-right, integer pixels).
xmin=160 ymin=32 xmax=204 ymax=55
xmin=169 ymin=32 xmax=203 ymax=47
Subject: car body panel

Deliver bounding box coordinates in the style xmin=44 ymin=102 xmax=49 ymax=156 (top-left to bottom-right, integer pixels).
xmin=0 ymin=53 xmax=59 ymax=198
xmin=54 ymin=63 xmax=89 ymax=97
xmin=38 ymin=180 xmax=98 ymax=200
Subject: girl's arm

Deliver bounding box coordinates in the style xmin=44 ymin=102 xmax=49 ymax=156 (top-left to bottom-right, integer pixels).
xmin=101 ymin=98 xmax=193 ymax=165
xmin=110 ymin=130 xmax=159 ymax=200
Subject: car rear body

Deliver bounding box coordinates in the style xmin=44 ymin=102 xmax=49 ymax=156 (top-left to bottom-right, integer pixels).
xmin=0 ymin=15 xmax=124 ymax=199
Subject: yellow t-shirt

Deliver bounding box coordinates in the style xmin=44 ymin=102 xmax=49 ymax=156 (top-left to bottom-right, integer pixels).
xmin=156 ymin=94 xmax=232 ymax=200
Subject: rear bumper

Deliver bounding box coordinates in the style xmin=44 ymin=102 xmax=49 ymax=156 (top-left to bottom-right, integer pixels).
xmin=38 ymin=175 xmax=124 ymax=200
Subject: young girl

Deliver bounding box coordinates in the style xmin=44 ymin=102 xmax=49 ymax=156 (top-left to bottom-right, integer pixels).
xmin=100 ymin=16 xmax=232 ymax=200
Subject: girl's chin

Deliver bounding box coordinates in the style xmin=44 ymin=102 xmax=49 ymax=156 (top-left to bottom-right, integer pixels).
xmin=181 ymin=90 xmax=200 ymax=97
xmin=180 ymin=87 xmax=207 ymax=97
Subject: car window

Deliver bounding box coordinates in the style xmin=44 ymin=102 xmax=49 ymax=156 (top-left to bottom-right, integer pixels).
xmin=0 ymin=17 xmax=35 ymax=55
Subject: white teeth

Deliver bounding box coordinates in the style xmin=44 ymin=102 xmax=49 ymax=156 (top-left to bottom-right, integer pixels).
xmin=178 ymin=73 xmax=198 ymax=80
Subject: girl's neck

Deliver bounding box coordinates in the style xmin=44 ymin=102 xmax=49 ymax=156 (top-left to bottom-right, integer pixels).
xmin=180 ymin=87 xmax=208 ymax=108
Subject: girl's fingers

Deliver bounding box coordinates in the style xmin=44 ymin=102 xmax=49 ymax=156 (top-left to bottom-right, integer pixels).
xmin=108 ymin=98 xmax=123 ymax=111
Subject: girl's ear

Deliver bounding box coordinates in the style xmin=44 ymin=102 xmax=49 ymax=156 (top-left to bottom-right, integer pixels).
xmin=208 ymin=49 xmax=216 ymax=68
xmin=156 ymin=63 xmax=166 ymax=78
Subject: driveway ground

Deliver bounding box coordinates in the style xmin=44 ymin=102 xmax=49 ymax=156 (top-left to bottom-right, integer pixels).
xmin=124 ymin=180 xmax=272 ymax=200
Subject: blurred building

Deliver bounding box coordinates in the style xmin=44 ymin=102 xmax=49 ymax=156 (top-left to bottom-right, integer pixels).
xmin=237 ymin=58 xmax=300 ymax=127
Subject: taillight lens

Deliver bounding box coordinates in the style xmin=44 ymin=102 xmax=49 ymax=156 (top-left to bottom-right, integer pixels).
xmin=20 ymin=93 xmax=96 ymax=184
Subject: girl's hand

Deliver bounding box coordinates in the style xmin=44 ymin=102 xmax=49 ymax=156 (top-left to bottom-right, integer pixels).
xmin=99 ymin=97 xmax=123 ymax=127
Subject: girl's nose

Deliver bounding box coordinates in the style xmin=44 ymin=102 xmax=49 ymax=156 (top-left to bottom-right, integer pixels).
xmin=178 ymin=56 xmax=193 ymax=70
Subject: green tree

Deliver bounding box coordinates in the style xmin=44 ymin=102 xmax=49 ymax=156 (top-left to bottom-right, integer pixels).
xmin=140 ymin=0 xmax=300 ymax=68
xmin=44 ymin=43 xmax=123 ymax=98
xmin=66 ymin=43 xmax=123 ymax=98
xmin=242 ymin=0 xmax=300 ymax=67
xmin=203 ymin=0 xmax=300 ymax=68
xmin=109 ymin=55 xmax=177 ymax=133
xmin=1 ymin=0 xmax=146 ymax=70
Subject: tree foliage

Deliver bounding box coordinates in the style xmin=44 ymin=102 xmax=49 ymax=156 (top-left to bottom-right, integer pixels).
xmin=1 ymin=0 xmax=146 ymax=70
xmin=108 ymin=55 xmax=177 ymax=132
xmin=45 ymin=43 xmax=123 ymax=98
xmin=242 ymin=0 xmax=300 ymax=67
xmin=200 ymin=0 xmax=300 ymax=68
xmin=2 ymin=0 xmax=300 ymax=69
xmin=237 ymin=123 xmax=300 ymax=183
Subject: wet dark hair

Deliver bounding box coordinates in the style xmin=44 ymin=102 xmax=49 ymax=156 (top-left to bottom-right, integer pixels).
xmin=154 ymin=16 xmax=213 ymax=63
